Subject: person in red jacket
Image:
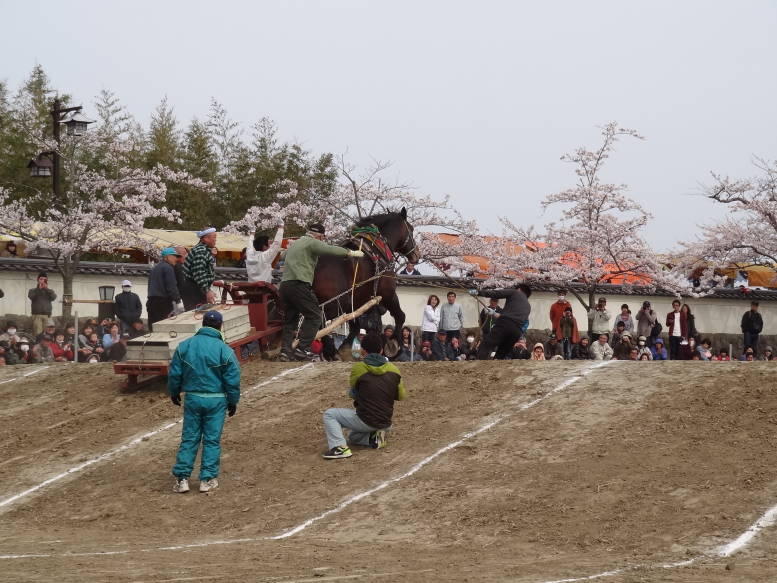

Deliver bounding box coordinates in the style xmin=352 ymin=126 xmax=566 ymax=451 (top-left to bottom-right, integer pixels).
xmin=549 ymin=289 xmax=572 ymax=332
xmin=50 ymin=330 xmax=74 ymax=362
xmin=665 ymin=299 xmax=689 ymax=360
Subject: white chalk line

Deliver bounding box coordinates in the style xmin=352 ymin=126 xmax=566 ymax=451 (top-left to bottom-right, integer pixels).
xmin=0 ymin=361 xmax=610 ymax=558
xmin=0 ymin=362 xmax=314 ymax=511
xmin=0 ymin=365 xmax=51 ymax=385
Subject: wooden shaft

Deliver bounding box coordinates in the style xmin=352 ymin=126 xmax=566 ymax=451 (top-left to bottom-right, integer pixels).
xmin=291 ymin=295 xmax=382 ymax=349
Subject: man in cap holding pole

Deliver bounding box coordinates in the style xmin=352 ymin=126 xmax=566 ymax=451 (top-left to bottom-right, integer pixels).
xmin=279 ymin=223 xmax=364 ymax=361
xmin=169 ymin=310 xmax=241 ymax=493
xmin=147 ymin=247 xmax=184 ymax=331
xmin=181 ymin=227 xmax=219 ymax=310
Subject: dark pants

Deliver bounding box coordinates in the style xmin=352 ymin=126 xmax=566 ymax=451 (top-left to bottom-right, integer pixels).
xmin=477 ymin=317 xmax=523 ymax=360
xmin=561 ymin=338 xmax=572 ymax=360
xmin=669 ymin=336 xmax=682 ymax=360
xmin=147 ymin=297 xmax=173 ymax=332
xmin=743 ymin=331 xmax=759 ymax=352
xmin=444 ymin=329 xmax=461 ymax=343
xmin=181 ymin=278 xmax=206 ymax=311
xmin=421 ymin=331 xmax=436 ymax=343
xmin=279 ymin=280 xmax=321 ymax=352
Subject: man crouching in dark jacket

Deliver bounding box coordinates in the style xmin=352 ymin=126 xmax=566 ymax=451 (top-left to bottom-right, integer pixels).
xmin=322 ymin=331 xmax=407 ymax=459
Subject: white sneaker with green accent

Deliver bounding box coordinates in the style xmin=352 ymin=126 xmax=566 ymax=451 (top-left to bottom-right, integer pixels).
xmin=199 ymin=478 xmax=219 ymax=493
xmin=173 ymin=478 xmax=190 ymax=493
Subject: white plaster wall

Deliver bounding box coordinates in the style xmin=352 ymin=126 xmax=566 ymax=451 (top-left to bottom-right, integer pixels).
xmin=0 ymin=270 xmax=771 ymax=335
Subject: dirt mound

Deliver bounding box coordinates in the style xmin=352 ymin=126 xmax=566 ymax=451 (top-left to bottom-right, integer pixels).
xmin=0 ymin=360 xmax=776 ymax=582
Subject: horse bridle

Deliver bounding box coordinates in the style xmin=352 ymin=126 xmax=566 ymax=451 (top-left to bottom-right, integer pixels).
xmin=397 ymin=220 xmax=418 ymax=259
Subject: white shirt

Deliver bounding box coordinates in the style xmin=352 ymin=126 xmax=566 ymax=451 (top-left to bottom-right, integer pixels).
xmin=246 ymin=227 xmax=284 ymax=283
xmin=671 ymin=310 xmax=682 ymax=336
xmin=421 ymin=305 xmax=440 ymax=332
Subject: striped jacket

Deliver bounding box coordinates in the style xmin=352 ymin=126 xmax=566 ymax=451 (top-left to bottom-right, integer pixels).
xmin=183 ymin=241 xmax=215 ymax=292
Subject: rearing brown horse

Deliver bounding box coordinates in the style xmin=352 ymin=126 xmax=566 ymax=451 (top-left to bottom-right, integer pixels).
xmin=313 ymin=207 xmax=420 ymax=339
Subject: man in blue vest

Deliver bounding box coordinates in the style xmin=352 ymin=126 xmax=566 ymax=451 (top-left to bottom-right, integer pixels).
xmin=169 ymin=310 xmax=241 ymax=493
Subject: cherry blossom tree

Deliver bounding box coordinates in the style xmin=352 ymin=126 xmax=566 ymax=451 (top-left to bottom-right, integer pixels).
xmin=680 ymin=157 xmax=777 ymax=273
xmin=493 ymin=123 xmax=674 ymax=330
xmin=0 ymin=104 xmax=210 ymax=318
xmin=225 ymin=157 xmax=478 ymax=265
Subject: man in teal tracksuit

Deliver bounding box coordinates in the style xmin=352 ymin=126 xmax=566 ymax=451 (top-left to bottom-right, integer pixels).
xmin=169 ymin=310 xmax=241 ymax=493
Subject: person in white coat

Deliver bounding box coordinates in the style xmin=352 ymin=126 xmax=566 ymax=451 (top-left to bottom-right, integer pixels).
xmin=246 ymin=221 xmax=284 ymax=283
xmin=421 ymin=294 xmax=441 ymax=344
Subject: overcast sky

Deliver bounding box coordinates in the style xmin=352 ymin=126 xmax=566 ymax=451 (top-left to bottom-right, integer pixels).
xmin=3 ymin=0 xmax=776 ymax=251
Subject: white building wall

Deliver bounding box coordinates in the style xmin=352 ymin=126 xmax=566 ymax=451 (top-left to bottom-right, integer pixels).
xmin=0 ymin=270 xmax=770 ymax=336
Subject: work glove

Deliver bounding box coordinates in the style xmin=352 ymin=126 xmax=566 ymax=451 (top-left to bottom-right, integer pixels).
xmin=171 ymin=394 xmax=181 ymax=406
xmin=173 ymin=301 xmax=185 ymax=315
xmin=484 ymin=307 xmax=496 ymax=316
xmin=348 ymin=250 xmax=365 ymax=259
xmin=468 ymin=289 xmax=479 ymax=296
xmin=227 ymin=403 xmax=237 ymax=417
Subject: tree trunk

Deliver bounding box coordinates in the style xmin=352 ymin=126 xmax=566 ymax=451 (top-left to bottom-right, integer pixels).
xmin=60 ymin=257 xmax=75 ymax=320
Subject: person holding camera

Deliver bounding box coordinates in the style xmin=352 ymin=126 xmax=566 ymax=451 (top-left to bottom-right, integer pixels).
xmin=28 ymin=272 xmax=57 ymax=337
xmin=587 ymin=297 xmax=611 ymax=337
xmin=636 ymin=301 xmax=658 ymax=343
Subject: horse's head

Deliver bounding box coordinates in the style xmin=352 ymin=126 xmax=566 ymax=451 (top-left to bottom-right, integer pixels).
xmin=394 ymin=207 xmax=421 ymax=263
xmin=356 ymin=207 xmax=420 ymax=263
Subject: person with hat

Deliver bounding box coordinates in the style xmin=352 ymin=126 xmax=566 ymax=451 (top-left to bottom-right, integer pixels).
xmin=587 ymin=297 xmax=611 ymax=338
xmin=760 ymin=345 xmax=773 ymax=361
xmin=147 ymin=247 xmax=184 ymax=330
xmin=113 ymin=280 xmax=142 ymax=333
xmin=169 ymin=310 xmax=241 ymax=493
xmin=279 ymin=223 xmax=364 ymax=361
xmin=650 ymin=337 xmax=668 ymax=360
xmin=246 ymin=219 xmax=285 ymax=283
xmin=181 ymin=227 xmax=220 ymax=311
xmin=35 ymin=319 xmax=57 ymax=344
xmin=636 ymin=335 xmax=653 ymax=360
xmin=28 ymin=272 xmax=57 ymax=337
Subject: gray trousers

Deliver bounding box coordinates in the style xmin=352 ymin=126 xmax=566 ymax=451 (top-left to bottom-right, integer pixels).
xmin=323 ymin=408 xmax=378 ymax=449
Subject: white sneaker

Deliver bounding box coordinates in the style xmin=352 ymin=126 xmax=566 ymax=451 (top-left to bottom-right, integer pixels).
xmin=173 ymin=478 xmax=190 ymax=493
xmin=199 ymin=478 xmax=219 ymax=493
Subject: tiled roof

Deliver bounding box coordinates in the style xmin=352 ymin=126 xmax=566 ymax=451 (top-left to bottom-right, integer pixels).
xmin=2 ymin=258 xmax=773 ymax=301
xmin=0 ymin=257 xmax=249 ymax=281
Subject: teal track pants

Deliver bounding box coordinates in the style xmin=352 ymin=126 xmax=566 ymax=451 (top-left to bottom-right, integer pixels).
xmin=172 ymin=393 xmax=227 ymax=481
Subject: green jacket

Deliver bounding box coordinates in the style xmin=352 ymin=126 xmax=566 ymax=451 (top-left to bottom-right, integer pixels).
xmin=348 ymin=353 xmax=406 ymax=429
xmin=168 ymin=326 xmax=241 ymax=405
xmin=281 ymin=235 xmax=350 ymax=284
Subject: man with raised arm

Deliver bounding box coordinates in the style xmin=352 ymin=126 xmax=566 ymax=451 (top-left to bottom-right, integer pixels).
xmin=246 ymin=219 xmax=285 ymax=283
xmin=279 ymin=223 xmax=364 ymax=361
xmin=472 ymin=283 xmax=532 ymax=360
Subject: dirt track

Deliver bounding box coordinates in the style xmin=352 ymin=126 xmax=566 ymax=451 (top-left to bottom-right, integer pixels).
xmin=1 ymin=360 xmax=776 ymax=582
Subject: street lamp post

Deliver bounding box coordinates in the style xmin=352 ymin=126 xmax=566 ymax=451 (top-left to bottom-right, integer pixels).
xmin=50 ymin=98 xmax=92 ymax=197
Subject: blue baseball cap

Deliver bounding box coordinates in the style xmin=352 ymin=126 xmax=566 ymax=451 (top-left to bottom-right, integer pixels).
xmin=161 ymin=247 xmax=181 ymax=257
xmin=202 ymin=310 xmax=223 ymax=327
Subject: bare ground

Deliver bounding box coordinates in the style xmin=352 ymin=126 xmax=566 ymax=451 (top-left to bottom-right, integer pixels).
xmin=0 ymin=360 xmax=776 ymax=582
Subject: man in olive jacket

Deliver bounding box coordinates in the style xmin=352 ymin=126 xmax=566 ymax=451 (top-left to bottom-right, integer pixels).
xmin=279 ymin=223 xmax=363 ymax=361
xmin=322 ymin=332 xmax=406 ymax=459
xmin=169 ymin=310 xmax=241 ymax=494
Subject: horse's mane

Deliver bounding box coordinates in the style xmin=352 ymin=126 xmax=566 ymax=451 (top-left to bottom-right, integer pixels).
xmin=353 ymin=211 xmax=399 ymax=229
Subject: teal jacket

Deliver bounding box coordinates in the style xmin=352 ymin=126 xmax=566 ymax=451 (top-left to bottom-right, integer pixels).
xmin=168 ymin=326 xmax=241 ymax=406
